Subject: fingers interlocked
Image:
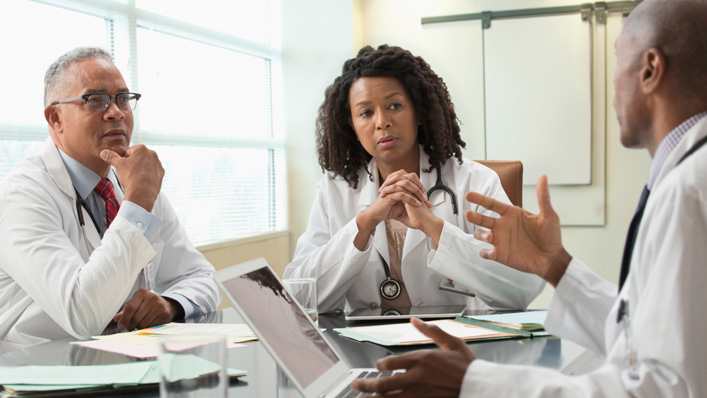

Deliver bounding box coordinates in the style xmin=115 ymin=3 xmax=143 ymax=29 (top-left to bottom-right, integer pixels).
xmin=379 ymin=170 xmax=428 ymax=205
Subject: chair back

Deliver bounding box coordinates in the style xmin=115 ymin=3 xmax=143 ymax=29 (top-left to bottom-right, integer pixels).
xmin=475 ymin=160 xmax=523 ymax=207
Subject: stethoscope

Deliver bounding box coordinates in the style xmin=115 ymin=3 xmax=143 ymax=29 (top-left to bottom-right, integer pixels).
xmin=74 ymin=171 xmax=123 ymax=242
xmin=73 ymin=173 xmax=155 ymax=292
xmin=378 ymin=166 xmax=458 ymax=300
xmin=378 ymin=250 xmax=401 ymax=300
xmin=427 ymin=166 xmax=458 ymax=215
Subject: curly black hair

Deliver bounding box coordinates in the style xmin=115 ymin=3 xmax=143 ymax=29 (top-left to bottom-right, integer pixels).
xmin=316 ymin=44 xmax=466 ymax=189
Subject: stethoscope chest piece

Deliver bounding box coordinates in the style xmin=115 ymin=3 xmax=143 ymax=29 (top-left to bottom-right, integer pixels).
xmin=380 ymin=277 xmax=401 ymax=300
xmin=377 ymin=250 xmax=402 ymax=300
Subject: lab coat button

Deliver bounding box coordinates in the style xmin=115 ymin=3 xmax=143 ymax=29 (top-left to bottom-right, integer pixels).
xmin=136 ymin=222 xmax=143 ymax=228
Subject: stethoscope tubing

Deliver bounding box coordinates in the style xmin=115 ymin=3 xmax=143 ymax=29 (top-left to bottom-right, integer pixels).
xmin=426 ymin=166 xmax=458 ymax=215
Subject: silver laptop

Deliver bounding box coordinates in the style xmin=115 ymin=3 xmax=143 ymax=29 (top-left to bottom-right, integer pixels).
xmin=215 ymin=258 xmax=397 ymax=398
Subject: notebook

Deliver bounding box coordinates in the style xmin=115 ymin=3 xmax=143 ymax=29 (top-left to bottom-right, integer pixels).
xmin=215 ymin=258 xmax=397 ymax=398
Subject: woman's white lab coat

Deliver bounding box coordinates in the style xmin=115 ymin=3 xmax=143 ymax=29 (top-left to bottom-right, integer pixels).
xmin=284 ymin=148 xmax=545 ymax=313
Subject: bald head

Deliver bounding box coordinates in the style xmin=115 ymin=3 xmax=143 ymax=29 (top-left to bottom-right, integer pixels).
xmin=622 ymin=0 xmax=707 ymax=106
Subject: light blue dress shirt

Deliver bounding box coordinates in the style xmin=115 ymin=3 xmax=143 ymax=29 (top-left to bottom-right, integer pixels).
xmin=57 ymin=148 xmax=198 ymax=318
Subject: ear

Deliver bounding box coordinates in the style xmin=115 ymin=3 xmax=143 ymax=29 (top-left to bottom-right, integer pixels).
xmin=44 ymin=105 xmax=63 ymax=134
xmin=639 ymin=48 xmax=665 ymax=95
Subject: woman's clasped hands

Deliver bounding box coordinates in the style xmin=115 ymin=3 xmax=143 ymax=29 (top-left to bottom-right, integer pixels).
xmin=377 ymin=170 xmax=433 ymax=228
xmin=355 ymin=170 xmax=445 ymax=250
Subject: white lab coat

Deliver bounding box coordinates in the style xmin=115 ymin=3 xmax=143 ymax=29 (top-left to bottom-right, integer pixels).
xmin=285 ymin=148 xmax=545 ymax=313
xmin=460 ymin=116 xmax=707 ymax=397
xmin=0 ymin=139 xmax=220 ymax=351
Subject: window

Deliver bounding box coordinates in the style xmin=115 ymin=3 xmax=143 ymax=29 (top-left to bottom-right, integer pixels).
xmin=0 ymin=0 xmax=286 ymax=245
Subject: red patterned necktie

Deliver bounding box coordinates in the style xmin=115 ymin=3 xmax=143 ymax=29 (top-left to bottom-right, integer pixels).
xmin=94 ymin=178 xmax=120 ymax=229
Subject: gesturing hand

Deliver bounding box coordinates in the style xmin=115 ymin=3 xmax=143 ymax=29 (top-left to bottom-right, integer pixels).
xmin=464 ymin=175 xmax=571 ymax=286
xmin=352 ymin=317 xmax=475 ymax=397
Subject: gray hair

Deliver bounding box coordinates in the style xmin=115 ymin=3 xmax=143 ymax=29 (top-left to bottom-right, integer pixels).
xmin=44 ymin=47 xmax=113 ymax=106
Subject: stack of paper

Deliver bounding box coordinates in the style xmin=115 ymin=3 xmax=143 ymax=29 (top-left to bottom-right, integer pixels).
xmin=460 ymin=310 xmax=550 ymax=338
xmin=71 ymin=323 xmax=256 ymax=358
xmin=466 ymin=310 xmax=548 ymax=332
xmin=0 ymin=361 xmax=246 ymax=397
xmin=334 ymin=319 xmax=518 ymax=346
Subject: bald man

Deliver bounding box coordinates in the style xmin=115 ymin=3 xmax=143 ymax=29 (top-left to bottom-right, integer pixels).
xmin=353 ymin=0 xmax=707 ymax=396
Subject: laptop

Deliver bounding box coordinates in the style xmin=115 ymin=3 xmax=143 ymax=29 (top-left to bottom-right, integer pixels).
xmin=215 ymin=258 xmax=398 ymax=398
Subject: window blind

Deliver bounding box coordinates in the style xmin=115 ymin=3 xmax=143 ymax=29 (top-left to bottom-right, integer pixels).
xmin=0 ymin=0 xmax=285 ymax=245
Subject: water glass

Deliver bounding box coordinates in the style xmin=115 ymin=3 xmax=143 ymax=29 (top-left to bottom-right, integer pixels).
xmin=158 ymin=335 xmax=227 ymax=398
xmin=284 ymin=278 xmax=319 ymax=327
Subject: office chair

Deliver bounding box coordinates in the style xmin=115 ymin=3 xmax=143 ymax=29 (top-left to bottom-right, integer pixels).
xmin=475 ymin=160 xmax=523 ymax=208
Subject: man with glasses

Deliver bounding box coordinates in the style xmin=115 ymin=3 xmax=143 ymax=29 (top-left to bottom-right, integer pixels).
xmin=0 ymin=47 xmax=221 ymax=351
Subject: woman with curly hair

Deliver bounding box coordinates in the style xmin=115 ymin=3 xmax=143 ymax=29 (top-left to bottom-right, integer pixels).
xmin=284 ymin=45 xmax=544 ymax=313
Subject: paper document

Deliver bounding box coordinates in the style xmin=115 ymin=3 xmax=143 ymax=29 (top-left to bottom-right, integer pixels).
xmin=72 ymin=323 xmax=255 ymax=358
xmin=93 ymin=323 xmax=256 ymax=344
xmin=0 ymin=361 xmax=153 ymax=386
xmin=335 ymin=319 xmax=517 ymax=346
xmin=138 ymin=322 xmax=255 ymax=338
xmin=466 ymin=310 xmax=548 ymax=331
xmin=0 ymin=361 xmax=246 ymax=397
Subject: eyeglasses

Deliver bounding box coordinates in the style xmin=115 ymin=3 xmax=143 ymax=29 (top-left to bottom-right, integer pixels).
xmin=52 ymin=92 xmax=142 ymax=113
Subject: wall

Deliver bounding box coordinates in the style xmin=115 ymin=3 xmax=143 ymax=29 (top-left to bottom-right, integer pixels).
xmin=199 ymin=232 xmax=290 ymax=308
xmin=281 ymin=0 xmax=356 ymax=257
xmin=205 ymin=0 xmax=652 ymax=311
xmin=199 ymin=0 xmax=355 ymax=307
xmin=353 ymin=0 xmax=652 ymax=308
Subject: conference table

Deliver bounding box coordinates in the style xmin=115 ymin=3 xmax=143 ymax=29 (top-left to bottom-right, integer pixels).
xmin=0 ymin=308 xmax=598 ymax=397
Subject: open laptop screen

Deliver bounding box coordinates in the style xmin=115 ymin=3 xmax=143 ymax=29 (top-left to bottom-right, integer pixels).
xmin=221 ymin=267 xmax=340 ymax=388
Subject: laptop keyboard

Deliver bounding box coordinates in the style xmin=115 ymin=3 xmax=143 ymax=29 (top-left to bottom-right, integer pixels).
xmin=335 ymin=371 xmax=395 ymax=398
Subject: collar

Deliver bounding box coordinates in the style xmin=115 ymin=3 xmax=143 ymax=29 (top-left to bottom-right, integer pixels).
xmin=57 ymin=148 xmax=103 ymax=200
xmin=647 ymin=111 xmax=707 ymax=189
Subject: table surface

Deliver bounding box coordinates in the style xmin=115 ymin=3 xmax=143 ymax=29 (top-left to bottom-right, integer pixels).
xmin=0 ymin=309 xmax=593 ymax=397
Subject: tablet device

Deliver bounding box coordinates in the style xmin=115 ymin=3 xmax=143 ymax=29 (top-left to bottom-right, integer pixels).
xmin=345 ymin=304 xmax=466 ymax=321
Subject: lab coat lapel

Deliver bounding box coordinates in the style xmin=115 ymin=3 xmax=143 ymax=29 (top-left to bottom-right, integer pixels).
xmin=358 ymin=158 xmax=392 ymax=262
xmin=358 ymin=157 xmax=380 ymax=207
xmin=82 ymin=205 xmax=103 ymax=254
xmin=40 ymin=138 xmax=104 ymax=257
xmin=40 ymin=138 xmax=75 ymax=199
xmin=402 ymin=150 xmax=436 ymax=260
xmin=373 ymin=222 xmax=390 ymax=266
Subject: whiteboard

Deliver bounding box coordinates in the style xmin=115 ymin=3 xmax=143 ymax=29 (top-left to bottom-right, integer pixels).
xmin=484 ymin=13 xmax=592 ymax=185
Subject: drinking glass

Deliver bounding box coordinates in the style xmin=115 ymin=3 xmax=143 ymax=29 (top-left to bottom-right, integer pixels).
xmin=284 ymin=278 xmax=319 ymax=327
xmin=158 ymin=335 xmax=227 ymax=398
